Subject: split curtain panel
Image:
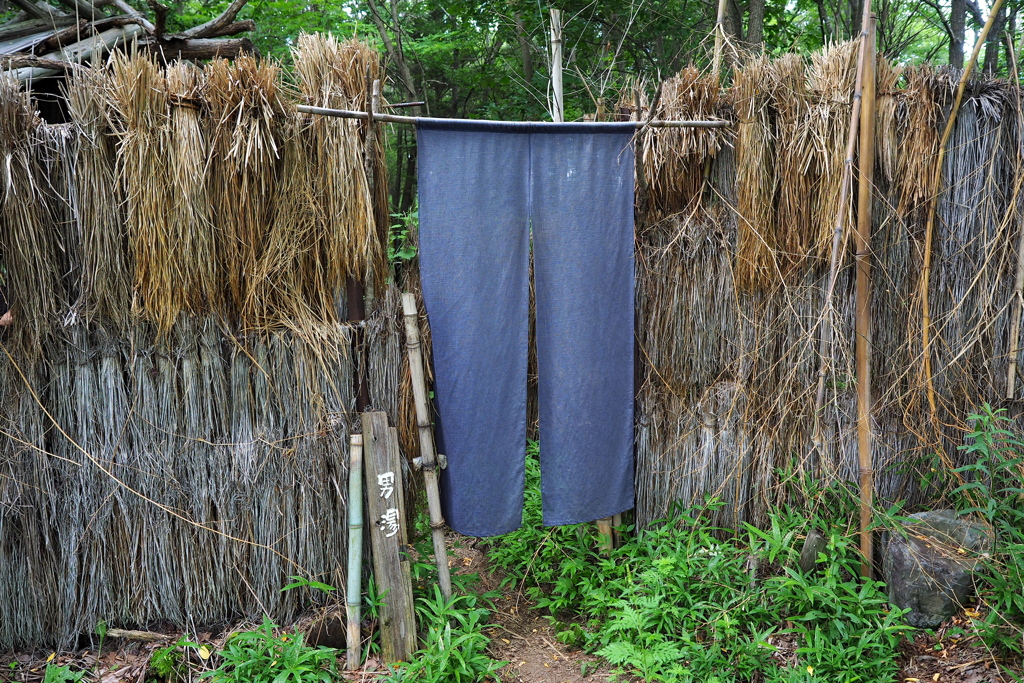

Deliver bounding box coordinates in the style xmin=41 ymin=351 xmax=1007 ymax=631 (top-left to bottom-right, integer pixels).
xmin=417 ymin=119 xmax=635 ymax=537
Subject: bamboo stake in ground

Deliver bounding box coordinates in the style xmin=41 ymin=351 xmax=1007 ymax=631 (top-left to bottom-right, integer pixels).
xmin=346 ymin=433 xmax=364 ymax=671
xmin=921 ymin=0 xmax=1006 ymax=415
xmin=855 ymin=15 xmax=877 ymax=580
xmin=401 ymin=293 xmax=453 ymax=601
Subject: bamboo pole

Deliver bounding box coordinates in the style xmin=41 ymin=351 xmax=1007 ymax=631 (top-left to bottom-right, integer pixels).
xmin=346 ymin=433 xmax=364 ymax=671
xmin=921 ymin=0 xmax=1006 ymax=415
xmin=712 ymin=0 xmax=729 ymax=79
xmin=296 ymin=104 xmax=729 ymax=127
xmin=550 ymin=8 xmax=563 ymax=123
xmin=855 ymin=15 xmax=877 ymax=580
xmin=812 ymin=0 xmax=873 ymax=442
xmin=401 ymin=293 xmax=453 ymax=601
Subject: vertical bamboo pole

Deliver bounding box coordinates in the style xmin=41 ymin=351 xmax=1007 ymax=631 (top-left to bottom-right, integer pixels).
xmin=855 ymin=15 xmax=877 ymax=580
xmin=401 ymin=293 xmax=453 ymax=601
xmin=1007 ymin=200 xmax=1024 ymax=400
xmin=812 ymin=0 xmax=873 ymax=441
xmin=712 ymin=0 xmax=729 ymax=79
xmin=550 ymin=8 xmax=563 ymax=123
xmin=346 ymin=434 xmax=364 ymax=670
xmin=921 ymin=0 xmax=1006 ymax=415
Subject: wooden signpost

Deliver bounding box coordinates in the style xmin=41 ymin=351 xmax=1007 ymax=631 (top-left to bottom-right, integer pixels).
xmin=362 ymin=411 xmax=417 ymax=662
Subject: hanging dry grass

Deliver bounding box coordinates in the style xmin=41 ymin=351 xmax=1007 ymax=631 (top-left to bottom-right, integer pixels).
xmin=894 ymin=67 xmax=949 ymax=227
xmin=207 ymin=54 xmax=287 ymax=329
xmin=166 ymin=62 xmax=218 ymax=315
xmin=733 ymin=55 xmax=778 ymax=291
xmin=66 ymin=67 xmax=133 ymax=331
xmin=292 ymin=33 xmax=381 ymax=299
xmin=640 ymin=67 xmax=726 ymax=215
xmin=807 ymin=40 xmax=859 ymax=260
xmin=107 ymin=52 xmax=178 ymax=334
xmin=771 ymin=53 xmax=814 ymax=270
xmin=873 ymin=56 xmax=903 ymax=189
xmin=0 ymin=76 xmax=57 ymax=356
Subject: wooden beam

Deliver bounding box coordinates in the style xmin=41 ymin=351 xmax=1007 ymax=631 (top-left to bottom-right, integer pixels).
xmin=142 ymin=36 xmax=256 ymax=60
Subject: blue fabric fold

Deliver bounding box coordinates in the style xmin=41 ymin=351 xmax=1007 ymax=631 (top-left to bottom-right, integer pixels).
xmin=418 ymin=120 xmax=635 ymax=537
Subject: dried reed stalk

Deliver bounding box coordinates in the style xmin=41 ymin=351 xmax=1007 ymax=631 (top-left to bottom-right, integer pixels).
xmin=921 ymin=0 xmax=1006 ymax=417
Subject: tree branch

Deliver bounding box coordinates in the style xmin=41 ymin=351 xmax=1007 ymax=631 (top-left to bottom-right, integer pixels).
xmin=146 ymin=0 xmax=167 ymax=40
xmin=365 ymin=0 xmax=420 ymax=102
xmin=109 ymin=0 xmax=154 ymax=32
xmin=181 ymin=0 xmax=248 ymax=38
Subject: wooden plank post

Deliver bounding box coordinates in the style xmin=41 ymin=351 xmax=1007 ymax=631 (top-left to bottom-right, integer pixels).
xmin=362 ymin=411 xmax=417 ymax=663
xmin=401 ymin=293 xmax=453 ymax=601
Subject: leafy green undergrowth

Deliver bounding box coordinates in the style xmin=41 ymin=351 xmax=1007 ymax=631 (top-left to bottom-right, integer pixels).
xmin=379 ymin=521 xmax=506 ymax=682
xmin=952 ymin=406 xmax=1024 ymax=663
xmin=485 ymin=441 xmax=911 ymax=683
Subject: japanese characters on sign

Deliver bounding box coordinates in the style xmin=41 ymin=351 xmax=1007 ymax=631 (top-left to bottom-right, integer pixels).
xmin=377 ymin=471 xmax=399 ymax=538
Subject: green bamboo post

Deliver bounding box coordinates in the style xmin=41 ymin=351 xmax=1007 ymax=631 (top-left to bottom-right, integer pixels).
xmin=346 ymin=433 xmax=364 ymax=671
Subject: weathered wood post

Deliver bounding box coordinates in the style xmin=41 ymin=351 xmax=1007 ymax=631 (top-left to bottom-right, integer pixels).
xmin=362 ymin=411 xmax=417 ymax=662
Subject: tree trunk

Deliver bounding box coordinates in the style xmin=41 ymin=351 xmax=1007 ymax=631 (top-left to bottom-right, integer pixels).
xmin=950 ymin=0 xmax=966 ymax=68
xmin=747 ymin=0 xmax=765 ymax=45
xmin=513 ymin=11 xmax=533 ymax=82
xmin=727 ymin=0 xmax=744 ymax=39
xmin=983 ymin=2 xmax=1007 ymax=72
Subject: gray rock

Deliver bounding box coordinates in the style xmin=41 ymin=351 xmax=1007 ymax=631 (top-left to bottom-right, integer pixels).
xmin=882 ymin=510 xmax=993 ymax=628
xmin=799 ymin=529 xmax=827 ymax=574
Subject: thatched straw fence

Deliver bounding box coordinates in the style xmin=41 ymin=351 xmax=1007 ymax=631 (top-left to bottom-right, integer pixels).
xmin=0 ymin=35 xmax=396 ymax=649
xmin=4 ymin=32 xmax=1024 ymax=650
xmin=634 ymin=48 xmax=1024 ymax=531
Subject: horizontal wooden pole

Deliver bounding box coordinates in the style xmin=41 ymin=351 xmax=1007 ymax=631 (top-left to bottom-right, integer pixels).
xmin=296 ymin=104 xmax=731 ymax=128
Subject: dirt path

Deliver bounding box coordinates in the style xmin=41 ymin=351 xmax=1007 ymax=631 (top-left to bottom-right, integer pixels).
xmin=450 ymin=534 xmax=617 ymax=683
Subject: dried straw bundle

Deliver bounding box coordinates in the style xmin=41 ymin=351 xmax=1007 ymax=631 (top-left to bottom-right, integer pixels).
xmin=206 ymin=55 xmax=287 ymax=329
xmin=166 ymin=63 xmax=218 ymax=315
xmin=806 ymin=41 xmax=859 ymax=260
xmin=893 ymin=67 xmax=949 ymax=227
xmin=640 ymin=68 xmax=725 ymax=215
xmin=872 ymin=57 xmax=903 ymax=191
xmin=771 ymin=53 xmax=814 ymax=270
xmin=733 ymin=56 xmax=778 ymax=291
xmin=35 ymin=122 xmax=80 ymax=321
xmin=66 ymin=67 xmax=133 ymax=330
xmin=107 ymin=53 xmax=178 ymax=333
xmin=292 ymin=34 xmax=380 ymax=302
xmin=0 ymin=76 xmax=58 ymax=355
